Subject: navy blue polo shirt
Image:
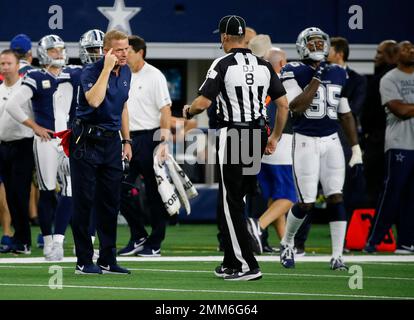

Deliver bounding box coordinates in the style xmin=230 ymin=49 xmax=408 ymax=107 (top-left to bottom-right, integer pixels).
xmin=77 ymin=58 xmax=131 ymax=131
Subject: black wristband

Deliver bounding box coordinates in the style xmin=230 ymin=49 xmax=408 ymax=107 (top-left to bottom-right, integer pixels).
xmin=186 ymin=108 xmax=194 ymax=120
xmin=122 ymin=139 xmax=132 ymax=145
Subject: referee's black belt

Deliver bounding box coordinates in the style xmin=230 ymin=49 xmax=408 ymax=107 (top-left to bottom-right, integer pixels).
xmin=75 ymin=119 xmax=118 ymax=138
xmin=218 ymin=118 xmax=267 ymax=128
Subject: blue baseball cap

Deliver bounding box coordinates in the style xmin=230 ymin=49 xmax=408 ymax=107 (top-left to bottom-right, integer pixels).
xmin=10 ymin=34 xmax=32 ymax=54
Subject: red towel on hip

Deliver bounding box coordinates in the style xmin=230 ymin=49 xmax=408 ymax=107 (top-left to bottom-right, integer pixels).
xmin=53 ymin=129 xmax=72 ymax=156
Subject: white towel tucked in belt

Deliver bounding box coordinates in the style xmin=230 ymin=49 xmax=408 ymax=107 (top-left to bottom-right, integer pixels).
xmin=153 ymin=157 xmax=181 ymax=216
xmin=153 ymin=154 xmax=198 ymax=216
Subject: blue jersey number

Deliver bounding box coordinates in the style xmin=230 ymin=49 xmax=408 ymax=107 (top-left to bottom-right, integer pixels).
xmin=305 ymin=84 xmax=341 ymax=120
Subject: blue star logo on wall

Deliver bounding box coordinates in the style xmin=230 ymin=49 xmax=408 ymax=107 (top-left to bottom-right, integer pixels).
xmin=98 ymin=0 xmax=141 ymax=35
xmin=395 ymin=153 xmax=405 ymax=162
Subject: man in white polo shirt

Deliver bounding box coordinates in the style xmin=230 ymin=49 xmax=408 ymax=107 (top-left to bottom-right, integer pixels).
xmin=0 ymin=49 xmax=34 ymax=254
xmin=118 ymin=35 xmax=172 ymax=257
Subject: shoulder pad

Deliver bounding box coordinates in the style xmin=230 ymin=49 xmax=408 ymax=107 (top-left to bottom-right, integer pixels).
xmin=280 ymin=62 xmax=304 ymax=80
xmin=327 ymin=63 xmax=347 ymax=76
xmin=25 ymin=68 xmax=41 ymax=75
xmin=23 ymin=69 xmax=45 ymax=80
xmin=64 ymin=65 xmax=82 ymax=71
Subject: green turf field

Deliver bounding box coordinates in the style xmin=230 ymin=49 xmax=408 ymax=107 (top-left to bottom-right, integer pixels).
xmin=0 ymin=224 xmax=413 ymax=300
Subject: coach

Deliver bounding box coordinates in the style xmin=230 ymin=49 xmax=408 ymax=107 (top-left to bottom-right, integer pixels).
xmin=184 ymin=15 xmax=289 ymax=281
xmin=70 ymin=30 xmax=132 ymax=275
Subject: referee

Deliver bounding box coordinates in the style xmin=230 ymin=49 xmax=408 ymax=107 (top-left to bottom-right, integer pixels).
xmin=184 ymin=15 xmax=289 ymax=281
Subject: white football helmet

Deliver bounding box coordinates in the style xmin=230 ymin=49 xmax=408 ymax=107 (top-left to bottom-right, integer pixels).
xmin=37 ymin=35 xmax=67 ymax=67
xmin=79 ymin=29 xmax=104 ymax=65
xmin=296 ymin=27 xmax=330 ymax=61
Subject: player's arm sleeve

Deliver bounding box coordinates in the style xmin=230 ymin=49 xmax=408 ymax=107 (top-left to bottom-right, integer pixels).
xmin=279 ymin=66 xmax=302 ymax=104
xmin=198 ymin=61 xmax=222 ymax=101
xmin=154 ymin=72 xmax=172 ymax=109
xmin=282 ymin=79 xmax=303 ymax=104
xmin=267 ymin=66 xmax=286 ymax=100
xmin=380 ymin=76 xmax=401 ymax=105
xmin=21 ymin=73 xmax=38 ymax=95
xmin=5 ymin=85 xmax=34 ymax=123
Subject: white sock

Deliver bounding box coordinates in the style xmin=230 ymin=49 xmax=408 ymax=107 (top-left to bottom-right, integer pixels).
xmin=281 ymin=209 xmax=306 ymax=247
xmin=43 ymin=235 xmax=53 ymax=247
xmin=329 ymin=221 xmax=347 ymax=259
xmin=91 ymin=236 xmax=96 ymax=244
xmin=54 ymin=234 xmax=64 ymax=244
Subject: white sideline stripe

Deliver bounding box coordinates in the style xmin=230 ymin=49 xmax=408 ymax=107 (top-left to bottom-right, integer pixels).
xmin=0 ymin=266 xmax=413 ymax=282
xmin=359 ymin=262 xmax=414 ymax=266
xmin=128 ymin=269 xmax=414 ymax=282
xmin=0 ymin=255 xmax=413 ymax=264
xmin=0 ymin=283 xmax=412 ymax=300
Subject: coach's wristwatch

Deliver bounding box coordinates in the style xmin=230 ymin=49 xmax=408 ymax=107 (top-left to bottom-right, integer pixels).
xmin=122 ymin=139 xmax=132 ymax=145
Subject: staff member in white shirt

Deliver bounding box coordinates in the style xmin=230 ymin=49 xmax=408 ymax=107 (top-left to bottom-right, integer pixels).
xmin=118 ymin=35 xmax=172 ymax=257
xmin=0 ymin=49 xmax=34 ymax=254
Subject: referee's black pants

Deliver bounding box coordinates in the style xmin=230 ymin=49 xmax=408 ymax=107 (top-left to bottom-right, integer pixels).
xmin=70 ymin=126 xmax=122 ymax=266
xmin=0 ymin=138 xmax=34 ymax=246
xmin=216 ymin=124 xmax=267 ymax=272
xmin=120 ymin=128 xmax=169 ymax=249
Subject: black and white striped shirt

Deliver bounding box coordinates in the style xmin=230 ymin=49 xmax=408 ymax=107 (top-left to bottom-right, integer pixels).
xmin=199 ymin=48 xmax=286 ymax=123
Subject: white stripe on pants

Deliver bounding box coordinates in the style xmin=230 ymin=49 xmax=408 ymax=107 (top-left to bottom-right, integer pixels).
xmin=217 ymin=127 xmax=249 ymax=272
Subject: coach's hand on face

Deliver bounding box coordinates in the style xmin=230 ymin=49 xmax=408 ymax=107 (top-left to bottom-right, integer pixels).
xmin=104 ymin=48 xmax=118 ymax=71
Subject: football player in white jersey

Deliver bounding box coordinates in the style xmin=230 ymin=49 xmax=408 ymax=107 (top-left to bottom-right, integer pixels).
xmin=6 ymin=35 xmax=73 ymax=261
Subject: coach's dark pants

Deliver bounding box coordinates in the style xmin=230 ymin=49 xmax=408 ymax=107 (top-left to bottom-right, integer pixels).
xmin=0 ymin=138 xmax=34 ymax=246
xmin=216 ymin=124 xmax=267 ymax=272
xmin=70 ymin=126 xmax=122 ymax=266
xmin=368 ymin=149 xmax=414 ymax=247
xmin=120 ymin=128 xmax=168 ymax=249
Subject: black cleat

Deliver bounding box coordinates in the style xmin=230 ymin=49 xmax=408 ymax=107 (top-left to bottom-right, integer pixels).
xmin=214 ymin=265 xmax=236 ymax=278
xmin=75 ymin=264 xmax=103 ymax=275
xmin=99 ymin=264 xmax=131 ymax=275
xmin=224 ymin=268 xmax=262 ymax=281
xmin=330 ymin=257 xmax=349 ymax=271
xmin=280 ymin=243 xmax=295 ymax=269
